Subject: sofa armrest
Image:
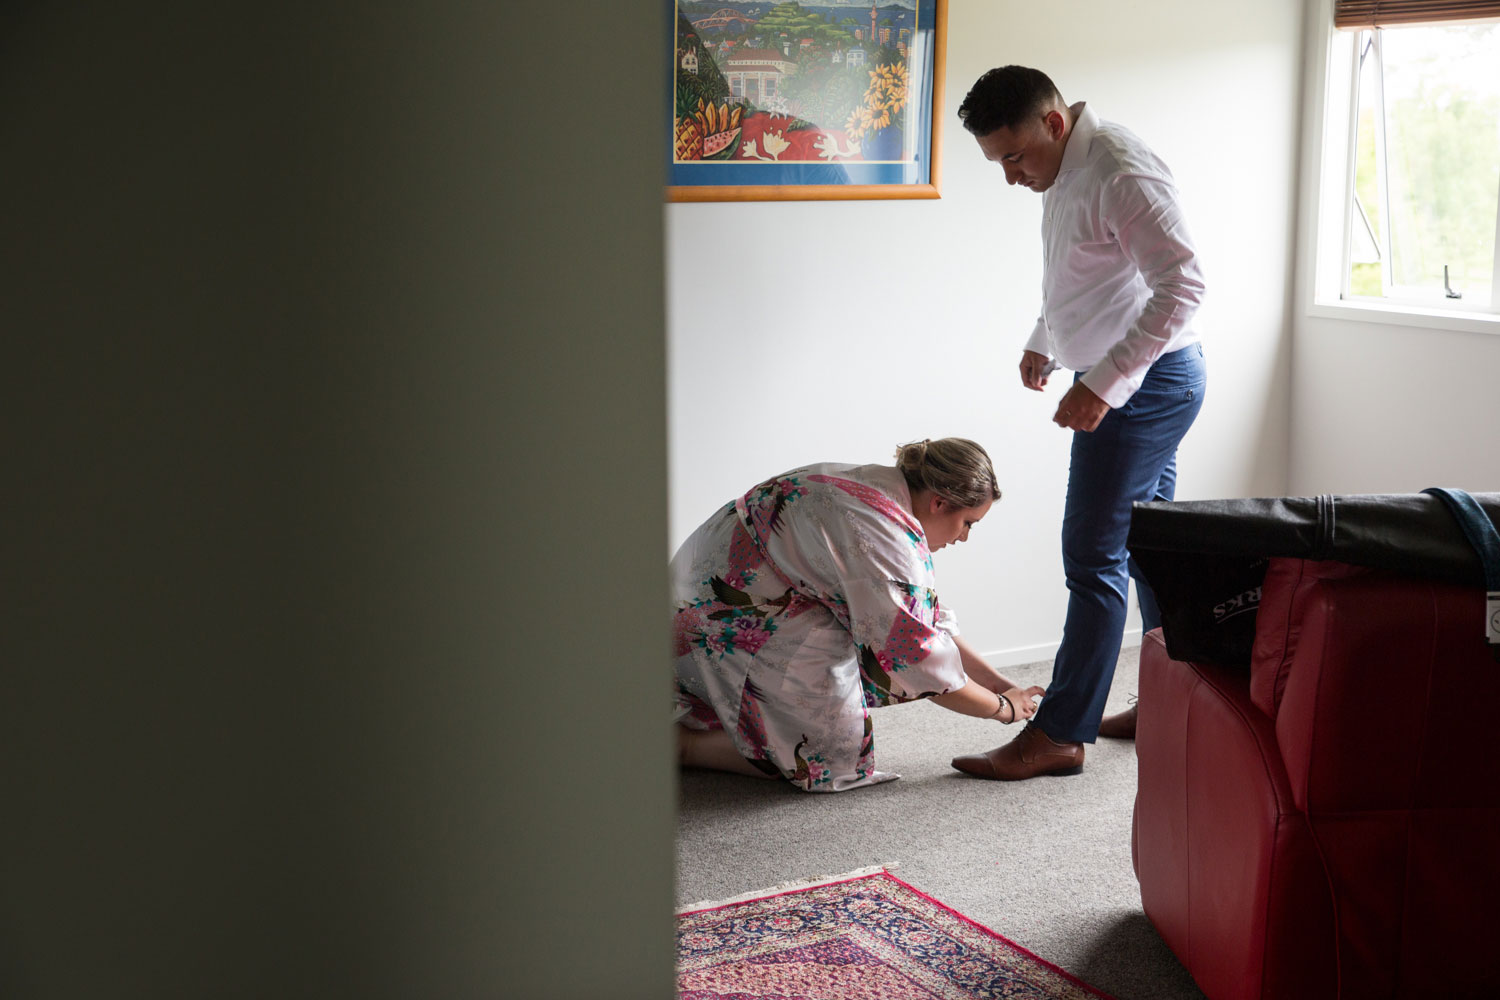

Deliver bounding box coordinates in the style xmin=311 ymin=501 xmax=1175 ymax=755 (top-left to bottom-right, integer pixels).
xmin=1134 ymin=630 xmax=1336 ymax=1000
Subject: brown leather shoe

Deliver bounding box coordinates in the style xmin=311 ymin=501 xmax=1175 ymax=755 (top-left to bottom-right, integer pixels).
xmin=1097 ymin=704 xmax=1138 ymax=739
xmin=950 ymin=724 xmax=1085 ymax=780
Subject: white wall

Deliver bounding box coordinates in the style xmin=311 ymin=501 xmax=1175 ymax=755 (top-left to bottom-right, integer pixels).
xmin=668 ymin=0 xmax=1304 ymax=663
xmin=1290 ymin=315 xmax=1500 ymax=493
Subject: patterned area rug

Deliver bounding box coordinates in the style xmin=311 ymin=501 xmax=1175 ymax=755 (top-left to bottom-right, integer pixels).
xmin=677 ymin=867 xmax=1114 ymax=999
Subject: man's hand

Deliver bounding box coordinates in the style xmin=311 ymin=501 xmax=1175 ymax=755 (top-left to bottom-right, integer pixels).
xmin=1053 ymin=382 xmax=1110 ymax=432
xmin=1019 ymin=350 xmax=1053 ymax=391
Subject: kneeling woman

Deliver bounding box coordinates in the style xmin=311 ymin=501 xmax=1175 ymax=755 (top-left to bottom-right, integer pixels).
xmin=672 ymin=437 xmax=1044 ymax=792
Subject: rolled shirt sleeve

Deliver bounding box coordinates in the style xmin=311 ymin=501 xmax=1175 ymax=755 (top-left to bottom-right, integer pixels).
xmin=1078 ymin=172 xmax=1205 ymax=407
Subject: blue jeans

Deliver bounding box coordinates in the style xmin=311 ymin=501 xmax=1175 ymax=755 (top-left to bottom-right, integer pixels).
xmin=1033 ymin=343 xmax=1206 ymax=744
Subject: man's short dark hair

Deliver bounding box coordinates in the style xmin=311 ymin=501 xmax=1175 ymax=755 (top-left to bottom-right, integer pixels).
xmin=957 ymin=65 xmax=1064 ymax=137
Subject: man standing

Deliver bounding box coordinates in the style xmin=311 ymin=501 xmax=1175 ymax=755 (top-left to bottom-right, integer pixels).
xmin=950 ymin=66 xmax=1206 ymax=780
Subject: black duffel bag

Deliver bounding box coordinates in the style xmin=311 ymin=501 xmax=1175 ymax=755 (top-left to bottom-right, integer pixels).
xmin=1127 ymin=491 xmax=1500 ymax=667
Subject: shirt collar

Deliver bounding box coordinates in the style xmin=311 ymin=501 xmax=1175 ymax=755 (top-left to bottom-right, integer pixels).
xmin=1057 ymin=101 xmax=1095 ymax=176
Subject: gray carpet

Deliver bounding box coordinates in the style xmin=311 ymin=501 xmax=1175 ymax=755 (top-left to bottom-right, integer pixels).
xmin=675 ymin=647 xmax=1207 ymax=1000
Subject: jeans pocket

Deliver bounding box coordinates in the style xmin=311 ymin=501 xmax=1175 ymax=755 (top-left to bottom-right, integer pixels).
xmin=1120 ymin=348 xmax=1205 ymax=415
xmin=1118 ymin=379 xmax=1204 ymax=420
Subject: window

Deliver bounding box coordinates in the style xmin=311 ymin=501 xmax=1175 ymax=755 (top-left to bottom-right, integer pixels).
xmin=1343 ymin=22 xmax=1500 ymax=310
xmin=1311 ymin=6 xmax=1500 ymax=321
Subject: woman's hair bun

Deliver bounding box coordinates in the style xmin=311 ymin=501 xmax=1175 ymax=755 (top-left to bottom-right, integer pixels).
xmin=894 ymin=437 xmax=1001 ymax=508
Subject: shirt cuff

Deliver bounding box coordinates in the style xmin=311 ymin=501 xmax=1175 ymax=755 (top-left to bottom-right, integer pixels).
xmin=1079 ymin=364 xmax=1139 ymax=409
xmin=1024 ymin=322 xmax=1050 ymax=357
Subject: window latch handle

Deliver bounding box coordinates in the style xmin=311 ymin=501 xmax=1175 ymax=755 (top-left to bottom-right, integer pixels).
xmin=1444 ymin=265 xmax=1463 ymax=299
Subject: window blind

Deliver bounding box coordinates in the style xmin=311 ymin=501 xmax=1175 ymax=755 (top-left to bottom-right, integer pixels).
xmin=1334 ymin=1 xmax=1500 ymax=28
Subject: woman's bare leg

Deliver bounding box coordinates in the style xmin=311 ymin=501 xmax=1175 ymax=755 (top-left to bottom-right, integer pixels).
xmin=677 ymin=726 xmax=777 ymax=779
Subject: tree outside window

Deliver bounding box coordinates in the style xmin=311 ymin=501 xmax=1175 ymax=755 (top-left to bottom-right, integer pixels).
xmin=1346 ymin=22 xmax=1500 ymax=310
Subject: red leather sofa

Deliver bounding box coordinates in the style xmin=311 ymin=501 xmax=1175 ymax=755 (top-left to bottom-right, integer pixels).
xmin=1132 ymin=556 xmax=1500 ymax=999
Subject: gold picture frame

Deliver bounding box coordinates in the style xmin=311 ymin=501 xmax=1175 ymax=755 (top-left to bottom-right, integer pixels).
xmin=667 ymin=0 xmax=946 ymax=202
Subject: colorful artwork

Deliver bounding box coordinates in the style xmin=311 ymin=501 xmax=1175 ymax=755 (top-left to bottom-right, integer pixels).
xmin=668 ymin=0 xmax=946 ymax=201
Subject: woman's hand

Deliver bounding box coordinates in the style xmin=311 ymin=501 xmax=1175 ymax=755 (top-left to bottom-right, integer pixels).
xmin=999 ymin=685 xmax=1045 ymax=722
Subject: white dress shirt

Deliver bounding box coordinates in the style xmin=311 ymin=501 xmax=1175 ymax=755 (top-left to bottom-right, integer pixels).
xmin=1024 ymin=103 xmax=1205 ymax=408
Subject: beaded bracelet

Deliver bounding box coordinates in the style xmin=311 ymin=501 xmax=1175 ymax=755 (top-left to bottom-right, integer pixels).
xmin=990 ymin=693 xmax=1012 ymax=723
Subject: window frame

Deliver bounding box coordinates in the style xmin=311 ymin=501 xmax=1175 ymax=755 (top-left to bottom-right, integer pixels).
xmin=1303 ymin=0 xmax=1500 ymax=334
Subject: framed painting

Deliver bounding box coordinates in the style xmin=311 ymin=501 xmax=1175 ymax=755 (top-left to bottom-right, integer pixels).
xmin=668 ymin=0 xmax=947 ymax=202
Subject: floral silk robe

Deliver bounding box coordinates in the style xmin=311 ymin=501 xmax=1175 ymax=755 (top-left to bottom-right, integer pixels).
xmin=671 ymin=463 xmax=967 ymax=791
